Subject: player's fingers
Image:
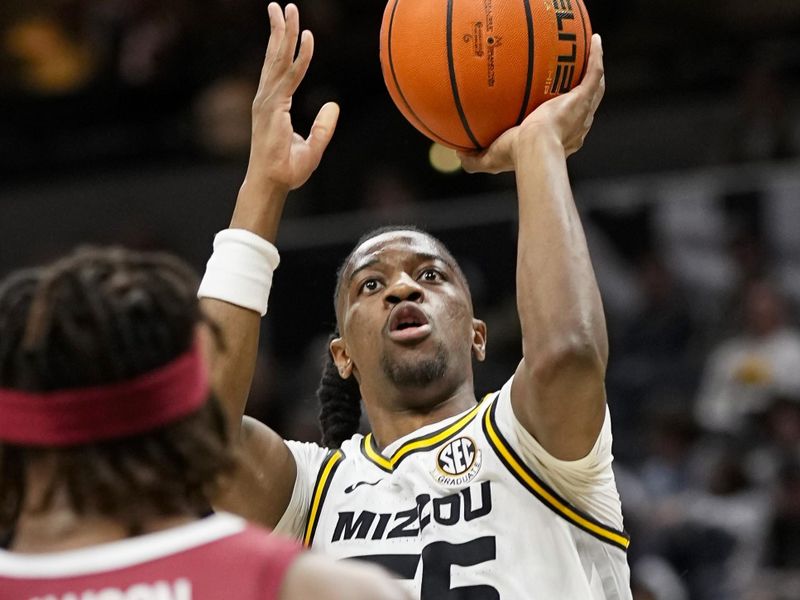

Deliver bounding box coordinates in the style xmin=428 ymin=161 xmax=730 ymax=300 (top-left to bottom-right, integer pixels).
xmin=590 ymin=74 xmax=605 ymax=116
xmin=259 ymin=2 xmax=285 ymax=89
xmin=285 ymin=30 xmax=313 ymax=95
xmin=306 ymin=102 xmax=340 ymax=159
xmin=276 ymin=4 xmax=300 ymax=73
xmin=582 ymin=34 xmax=604 ymax=96
xmin=458 ymin=151 xmax=499 ymax=175
xmin=265 ymin=3 xmax=285 ymax=63
xmin=588 ymin=36 xmax=605 ymax=113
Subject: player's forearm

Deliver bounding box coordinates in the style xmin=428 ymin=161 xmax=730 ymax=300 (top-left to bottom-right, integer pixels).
xmin=514 ymin=130 xmax=608 ymax=378
xmin=201 ymin=297 xmax=261 ymax=428
xmin=230 ymin=178 xmax=289 ymax=243
xmin=202 ymin=180 xmax=287 ymax=429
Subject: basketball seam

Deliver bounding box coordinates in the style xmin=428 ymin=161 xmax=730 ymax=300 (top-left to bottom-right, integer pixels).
xmin=575 ymin=0 xmax=589 ymax=84
xmin=387 ymin=0 xmax=471 ymax=150
xmin=515 ymin=0 xmax=535 ymax=126
xmin=446 ymin=0 xmax=482 ymax=150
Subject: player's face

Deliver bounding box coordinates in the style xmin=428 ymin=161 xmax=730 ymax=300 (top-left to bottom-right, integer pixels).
xmin=332 ymin=231 xmax=486 ymax=405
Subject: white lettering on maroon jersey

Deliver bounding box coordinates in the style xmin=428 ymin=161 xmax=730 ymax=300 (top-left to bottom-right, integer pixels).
xmin=30 ymin=578 xmax=191 ymax=600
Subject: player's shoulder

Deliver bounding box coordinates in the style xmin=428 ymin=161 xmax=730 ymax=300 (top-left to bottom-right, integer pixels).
xmin=284 ymin=434 xmax=364 ymax=466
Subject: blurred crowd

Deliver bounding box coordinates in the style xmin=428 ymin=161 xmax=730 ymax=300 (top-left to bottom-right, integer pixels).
xmin=2 ymin=0 xmax=799 ymax=206
xmin=2 ymin=1 xmax=800 ymax=600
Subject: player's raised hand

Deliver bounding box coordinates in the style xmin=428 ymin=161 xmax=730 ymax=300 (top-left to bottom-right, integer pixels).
xmin=459 ymin=34 xmax=605 ymax=174
xmin=246 ymin=3 xmax=339 ymax=191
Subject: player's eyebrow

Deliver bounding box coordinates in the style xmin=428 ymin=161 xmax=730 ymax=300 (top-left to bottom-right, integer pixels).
xmin=349 ymin=251 xmax=454 ymax=282
xmin=412 ymin=251 xmax=458 ymax=273
xmin=349 ymin=257 xmax=380 ymax=282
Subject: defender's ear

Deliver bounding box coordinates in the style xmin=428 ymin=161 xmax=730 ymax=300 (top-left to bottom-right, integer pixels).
xmin=471 ymin=318 xmax=487 ymax=362
xmin=330 ymin=337 xmax=354 ymax=379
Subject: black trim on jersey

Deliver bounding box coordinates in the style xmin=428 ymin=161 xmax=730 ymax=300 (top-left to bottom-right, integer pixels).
xmin=303 ymin=449 xmax=345 ymax=547
xmin=360 ymin=436 xmax=393 ymax=473
xmin=482 ymin=398 xmax=630 ymax=551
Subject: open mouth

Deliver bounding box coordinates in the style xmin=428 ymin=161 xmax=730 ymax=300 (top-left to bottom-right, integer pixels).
xmin=388 ymin=303 xmax=432 ymax=342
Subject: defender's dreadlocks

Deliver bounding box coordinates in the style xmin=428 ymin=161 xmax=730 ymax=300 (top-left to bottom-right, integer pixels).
xmin=0 ymin=246 xmax=233 ymax=535
xmin=316 ymin=226 xmax=470 ymax=448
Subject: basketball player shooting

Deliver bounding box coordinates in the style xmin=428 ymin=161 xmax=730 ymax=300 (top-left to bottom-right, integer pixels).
xmin=0 ymin=247 xmax=408 ymax=600
xmin=200 ymin=3 xmax=630 ymax=598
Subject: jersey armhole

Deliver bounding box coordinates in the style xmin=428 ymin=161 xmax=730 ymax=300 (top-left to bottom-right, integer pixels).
xmin=302 ymin=449 xmax=345 ymax=548
xmin=483 ymin=391 xmax=630 ymax=552
xmin=274 ymin=441 xmax=334 ymax=540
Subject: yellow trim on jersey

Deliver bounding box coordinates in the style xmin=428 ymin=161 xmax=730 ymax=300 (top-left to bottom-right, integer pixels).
xmin=483 ymin=403 xmax=631 ymax=551
xmin=363 ymin=396 xmax=490 ymax=472
xmin=303 ymin=449 xmax=344 ymax=547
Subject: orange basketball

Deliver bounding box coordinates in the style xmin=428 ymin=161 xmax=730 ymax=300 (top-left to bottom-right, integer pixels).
xmin=380 ymin=0 xmax=592 ymax=151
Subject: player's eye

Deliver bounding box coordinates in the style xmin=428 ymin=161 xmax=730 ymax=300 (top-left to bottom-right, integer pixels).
xmin=419 ymin=268 xmax=443 ymax=282
xmin=359 ymin=278 xmax=382 ymax=294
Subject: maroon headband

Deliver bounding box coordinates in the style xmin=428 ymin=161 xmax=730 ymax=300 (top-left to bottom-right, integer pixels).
xmin=0 ymin=344 xmax=209 ymax=446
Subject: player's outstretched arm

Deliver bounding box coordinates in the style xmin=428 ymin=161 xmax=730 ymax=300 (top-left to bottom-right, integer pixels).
xmin=460 ymin=35 xmax=607 ymax=460
xmin=201 ymin=3 xmax=338 ymax=527
xmin=280 ymin=554 xmax=412 ymax=600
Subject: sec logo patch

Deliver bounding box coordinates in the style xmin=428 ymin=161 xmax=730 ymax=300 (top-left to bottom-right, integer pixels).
xmin=432 ymin=436 xmax=482 ymax=486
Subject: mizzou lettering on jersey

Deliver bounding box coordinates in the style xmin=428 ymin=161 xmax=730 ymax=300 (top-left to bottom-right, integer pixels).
xmin=332 ymin=481 xmax=493 ymax=543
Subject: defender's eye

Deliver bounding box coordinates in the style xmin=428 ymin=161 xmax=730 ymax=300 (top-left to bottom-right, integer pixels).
xmin=420 ymin=269 xmax=442 ymax=282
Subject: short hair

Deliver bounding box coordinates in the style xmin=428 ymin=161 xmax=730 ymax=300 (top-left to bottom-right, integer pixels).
xmin=0 ymin=247 xmax=233 ymax=535
xmin=319 ymin=226 xmax=468 ymax=447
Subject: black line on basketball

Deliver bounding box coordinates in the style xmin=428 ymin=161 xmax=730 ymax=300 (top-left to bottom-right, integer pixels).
xmin=388 ymin=0 xmax=466 ymax=149
xmin=575 ymin=0 xmax=589 ymax=84
xmin=515 ymin=0 xmax=535 ymax=126
xmin=446 ymin=0 xmax=482 ymax=150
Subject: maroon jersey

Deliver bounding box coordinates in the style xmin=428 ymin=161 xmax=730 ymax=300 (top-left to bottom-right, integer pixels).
xmin=0 ymin=513 xmax=301 ymax=600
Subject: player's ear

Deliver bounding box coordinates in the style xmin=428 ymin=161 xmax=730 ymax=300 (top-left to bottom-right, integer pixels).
xmin=330 ymin=336 xmax=354 ymax=379
xmin=471 ymin=318 xmax=487 ymax=362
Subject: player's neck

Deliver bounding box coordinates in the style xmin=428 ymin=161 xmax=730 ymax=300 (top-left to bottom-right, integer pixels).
xmin=11 ymin=461 xmax=198 ymax=554
xmin=364 ymin=382 xmax=477 ymax=451
xmin=11 ymin=508 xmax=197 ymax=554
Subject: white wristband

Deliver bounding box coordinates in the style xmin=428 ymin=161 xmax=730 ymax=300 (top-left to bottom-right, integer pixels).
xmin=197 ymin=229 xmax=280 ymax=317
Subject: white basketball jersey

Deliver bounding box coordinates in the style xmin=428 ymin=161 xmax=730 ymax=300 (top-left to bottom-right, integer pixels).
xmin=276 ymin=378 xmax=632 ymax=599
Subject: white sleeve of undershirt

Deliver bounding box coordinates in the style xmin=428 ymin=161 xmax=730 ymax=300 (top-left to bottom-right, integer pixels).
xmin=492 ymin=376 xmax=625 ymax=530
xmin=273 ymin=441 xmax=330 ymax=540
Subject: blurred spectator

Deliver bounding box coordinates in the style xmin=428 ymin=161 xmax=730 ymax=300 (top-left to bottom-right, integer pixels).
xmin=695 ymin=279 xmax=800 ymax=434
xmin=746 ymin=396 xmax=800 ymax=487
xmin=763 ymin=462 xmax=800 ymax=570
xmin=3 ymin=15 xmax=97 ymax=94
xmin=639 ymin=412 xmax=701 ymax=499
xmin=607 ymin=255 xmax=697 ymax=459
xmin=193 ymin=76 xmax=255 ymax=158
xmin=650 ymin=446 xmax=771 ymax=599
xmin=724 ymin=55 xmax=799 ymax=164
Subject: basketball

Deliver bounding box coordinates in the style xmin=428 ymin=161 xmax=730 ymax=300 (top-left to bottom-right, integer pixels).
xmin=380 ymin=0 xmax=592 ymax=151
